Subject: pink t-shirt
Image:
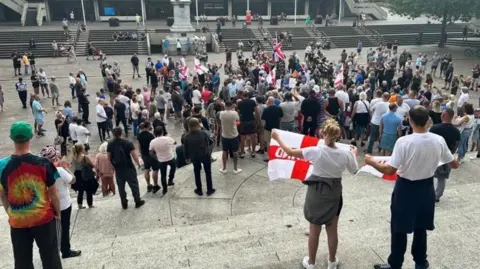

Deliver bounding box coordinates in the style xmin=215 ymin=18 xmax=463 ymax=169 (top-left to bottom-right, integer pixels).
xmin=95 ymin=153 xmax=115 ymax=177
xmin=143 ymin=92 xmax=151 ymax=107
xmin=149 ymin=136 xmax=175 ymax=162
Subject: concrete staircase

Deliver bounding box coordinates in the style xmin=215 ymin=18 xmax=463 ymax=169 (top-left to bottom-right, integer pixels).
xmin=137 ymin=40 xmax=149 ymax=55
xmin=251 ymin=28 xmax=271 ymax=49
xmin=74 ymin=30 xmax=89 ymax=56
xmin=344 ymin=0 xmax=388 ymax=20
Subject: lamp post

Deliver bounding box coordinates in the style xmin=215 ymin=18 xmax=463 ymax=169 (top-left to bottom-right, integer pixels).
xmin=294 ymin=0 xmax=297 ymax=24
xmin=81 ymin=0 xmax=86 ymax=25
xmin=196 ymin=0 xmax=199 ymax=27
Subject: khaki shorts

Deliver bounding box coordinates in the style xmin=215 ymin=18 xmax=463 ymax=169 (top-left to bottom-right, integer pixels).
xmin=264 ymin=130 xmax=271 ymax=148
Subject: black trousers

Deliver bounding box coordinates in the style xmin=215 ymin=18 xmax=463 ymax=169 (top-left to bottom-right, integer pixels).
xmin=388 ymin=228 xmax=427 ymax=269
xmin=302 ymin=120 xmax=318 ymax=137
xmin=74 ymin=171 xmax=94 ymax=206
xmin=159 ymin=158 xmax=176 ymax=189
xmin=97 ymin=121 xmax=108 ymax=142
xmin=115 ymin=168 xmax=141 ymax=204
xmin=60 ymin=206 xmax=72 ymax=256
xmin=192 ymin=155 xmax=213 ymax=191
xmin=116 ymin=117 xmax=128 ymax=136
xmin=11 ymin=219 xmax=63 ymax=269
xmin=81 ymin=103 xmax=89 ymax=122
xmin=69 ymin=84 xmax=75 ymax=98
xmin=18 ymin=90 xmax=27 ymax=108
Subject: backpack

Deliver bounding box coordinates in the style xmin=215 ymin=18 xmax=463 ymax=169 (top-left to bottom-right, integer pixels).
xmin=110 ymin=143 xmax=129 ymax=169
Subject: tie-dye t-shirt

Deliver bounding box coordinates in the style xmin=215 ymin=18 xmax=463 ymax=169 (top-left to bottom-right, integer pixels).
xmin=0 ymin=154 xmax=59 ymax=228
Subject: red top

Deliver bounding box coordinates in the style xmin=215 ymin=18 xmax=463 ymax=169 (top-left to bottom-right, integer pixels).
xmin=201 ymin=89 xmax=212 ymax=104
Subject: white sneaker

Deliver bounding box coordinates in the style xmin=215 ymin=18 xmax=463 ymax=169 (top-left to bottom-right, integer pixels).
xmin=219 ymin=168 xmax=227 ymax=174
xmin=302 ymin=256 xmax=315 ymax=269
xmin=327 ymin=256 xmax=339 ymax=269
xmin=233 ymin=168 xmax=242 ymax=174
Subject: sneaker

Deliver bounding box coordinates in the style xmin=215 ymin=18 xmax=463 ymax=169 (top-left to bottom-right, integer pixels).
xmin=147 ymin=185 xmax=153 ymax=192
xmin=373 ymin=264 xmax=392 ymax=269
xmin=416 ymin=260 xmax=430 ymax=269
xmin=233 ymin=168 xmax=242 ymax=174
xmin=302 ymin=256 xmax=315 ymax=269
xmin=211 ymin=157 xmax=217 ymax=162
xmin=167 ymin=181 xmax=175 ymax=186
xmin=194 ymin=189 xmax=203 ymax=196
xmin=206 ymin=189 xmax=216 ymax=196
xmin=327 ymin=257 xmax=339 ymax=269
xmin=135 ymin=200 xmax=146 ymax=208
xmin=121 ymin=200 xmax=128 ymax=210
xmin=219 ymin=168 xmax=227 ymax=174
xmin=256 ymin=149 xmax=265 ymax=154
xmin=152 ymin=185 xmax=161 ymax=194
xmin=62 ymin=250 xmax=82 ymax=259
xmin=162 ymin=188 xmax=168 ymax=196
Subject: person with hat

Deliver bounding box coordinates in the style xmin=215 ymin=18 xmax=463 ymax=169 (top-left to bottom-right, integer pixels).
xmin=39 ymin=145 xmax=82 ymax=259
xmin=0 ymin=121 xmax=62 ymax=268
xmin=365 ymin=106 xmax=459 ymax=269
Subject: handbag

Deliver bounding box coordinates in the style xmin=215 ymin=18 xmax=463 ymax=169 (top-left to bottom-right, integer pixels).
xmin=81 ymin=156 xmax=99 ymax=193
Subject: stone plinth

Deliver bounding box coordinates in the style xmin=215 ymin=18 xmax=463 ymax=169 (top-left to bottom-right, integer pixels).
xmin=170 ymin=0 xmax=195 ymax=33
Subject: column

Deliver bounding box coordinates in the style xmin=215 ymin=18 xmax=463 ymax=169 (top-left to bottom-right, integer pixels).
xmin=304 ymin=0 xmax=309 ymax=16
xmin=93 ymin=0 xmax=100 ymax=21
xmin=44 ymin=0 xmax=51 ymax=21
xmin=267 ymin=0 xmax=271 ymax=16
xmin=140 ymin=0 xmax=147 ymax=23
xmin=228 ymin=0 xmax=232 ymax=17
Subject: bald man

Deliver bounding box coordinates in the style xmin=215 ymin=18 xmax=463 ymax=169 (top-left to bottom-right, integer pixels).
xmin=261 ymin=97 xmax=283 ymax=162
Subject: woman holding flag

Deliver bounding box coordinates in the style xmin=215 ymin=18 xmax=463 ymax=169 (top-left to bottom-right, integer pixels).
xmin=271 ymin=119 xmax=358 ymax=269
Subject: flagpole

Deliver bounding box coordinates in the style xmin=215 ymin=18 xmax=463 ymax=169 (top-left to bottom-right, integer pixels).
xmin=81 ymin=0 xmax=86 ymax=26
xmin=294 ymin=0 xmax=297 ymax=24
xmin=196 ymin=0 xmax=199 ymax=28
xmin=338 ymin=0 xmax=342 ymax=24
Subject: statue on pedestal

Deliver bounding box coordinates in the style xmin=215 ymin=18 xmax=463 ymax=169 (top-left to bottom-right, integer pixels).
xmin=170 ymin=0 xmax=195 ymax=33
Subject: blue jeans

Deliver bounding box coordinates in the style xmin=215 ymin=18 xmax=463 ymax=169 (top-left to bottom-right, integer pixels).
xmin=132 ymin=118 xmax=140 ymax=136
xmin=367 ymin=123 xmax=379 ymax=153
xmin=458 ymin=128 xmax=473 ymax=160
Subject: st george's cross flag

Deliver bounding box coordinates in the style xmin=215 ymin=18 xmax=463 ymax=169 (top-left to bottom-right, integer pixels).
xmin=179 ymin=65 xmax=190 ymax=80
xmin=194 ymin=58 xmax=209 ymax=75
xmin=266 ymin=67 xmax=276 ymax=85
xmin=334 ymin=64 xmax=344 ymax=87
xmin=268 ymin=130 xmax=350 ymax=181
xmin=273 ymin=42 xmax=286 ymax=62
xmin=356 ymin=156 xmax=398 ymax=181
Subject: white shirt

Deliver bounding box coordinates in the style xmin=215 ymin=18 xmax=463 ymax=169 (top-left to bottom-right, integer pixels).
xmin=76 ymin=125 xmax=90 ymax=144
xmin=117 ymin=94 xmax=130 ymax=108
xmin=388 ymin=133 xmax=454 ymax=180
xmin=302 ymin=144 xmax=358 ymax=178
xmin=355 ymin=100 xmax=370 ymax=113
xmin=69 ymin=76 xmax=76 ymax=85
xmin=96 ymin=104 xmax=107 ymax=123
xmin=369 ymin=97 xmax=382 ymax=109
xmin=56 ymin=167 xmax=73 ymax=210
xmin=335 ymin=90 xmax=350 ymax=111
xmin=457 ymin=93 xmax=469 ymax=108
xmin=69 ymin=123 xmax=78 ymax=140
xmin=149 ymin=136 xmax=176 ymax=162
xmin=192 ymin=90 xmax=202 ymax=105
xmin=52 ymin=43 xmax=58 ymax=50
xmin=176 ymin=42 xmax=181 ymax=49
xmin=395 ymin=103 xmax=410 ymax=122
xmin=39 ymin=71 xmax=48 ymax=84
xmin=131 ymin=102 xmax=140 ymax=120
xmin=370 ymin=101 xmax=389 ymax=125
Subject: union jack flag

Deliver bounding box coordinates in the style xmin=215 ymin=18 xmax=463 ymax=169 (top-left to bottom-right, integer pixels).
xmin=273 ymin=41 xmax=285 ymax=62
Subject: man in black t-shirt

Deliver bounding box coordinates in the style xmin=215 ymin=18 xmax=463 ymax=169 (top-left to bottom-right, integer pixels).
xmin=137 ymin=122 xmax=159 ymax=193
xmin=238 ymin=91 xmax=259 ymax=158
xmin=130 ymin=53 xmax=141 ymax=79
xmin=261 ymin=97 xmax=283 ymax=161
xmin=429 ymin=108 xmax=460 ymax=202
xmin=301 ymin=90 xmax=321 ymax=137
xmin=107 ymin=127 xmax=145 ymax=209
xmin=114 ymin=99 xmax=128 ymax=136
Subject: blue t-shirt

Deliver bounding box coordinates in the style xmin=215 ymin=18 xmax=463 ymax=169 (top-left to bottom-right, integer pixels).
xmin=63 ymin=107 xmax=73 ymax=119
xmin=155 ymin=62 xmax=163 ymax=70
xmin=381 ymin=112 xmax=401 ymax=135
xmin=32 ymin=100 xmax=44 ymax=121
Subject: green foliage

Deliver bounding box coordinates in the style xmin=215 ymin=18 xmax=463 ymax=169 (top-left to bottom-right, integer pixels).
xmin=388 ymin=0 xmax=479 ymax=21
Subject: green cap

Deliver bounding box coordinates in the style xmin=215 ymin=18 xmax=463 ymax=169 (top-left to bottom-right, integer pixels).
xmin=10 ymin=121 xmax=34 ymax=143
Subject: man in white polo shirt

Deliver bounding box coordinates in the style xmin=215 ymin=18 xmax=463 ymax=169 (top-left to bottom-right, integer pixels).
xmin=96 ymin=99 xmax=108 ymax=142
xmin=367 ymin=91 xmax=389 ymax=154
xmin=365 ymin=106 xmax=459 ymax=269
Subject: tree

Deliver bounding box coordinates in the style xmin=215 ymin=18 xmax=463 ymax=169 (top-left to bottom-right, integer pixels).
xmin=388 ymin=0 xmax=480 ymax=46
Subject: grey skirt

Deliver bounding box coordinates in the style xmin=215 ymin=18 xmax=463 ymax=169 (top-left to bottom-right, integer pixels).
xmin=303 ymin=175 xmax=343 ymax=226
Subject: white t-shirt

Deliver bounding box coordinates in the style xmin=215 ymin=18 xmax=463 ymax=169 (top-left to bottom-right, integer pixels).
xmin=69 ymin=76 xmax=76 ymax=85
xmin=388 ymin=132 xmax=454 ymax=180
xmin=76 ymin=125 xmax=90 ymax=144
xmin=335 ymin=90 xmax=350 ymax=111
xmin=355 ymin=100 xmax=370 ymax=113
xmin=302 ymin=144 xmax=358 ymax=178
xmin=69 ymin=123 xmax=78 ymax=140
xmin=131 ymin=102 xmax=140 ymax=120
xmin=117 ymin=94 xmax=131 ymax=108
xmin=56 ymin=167 xmax=73 ymax=210
xmin=149 ymin=136 xmax=175 ymax=162
xmin=457 ymin=93 xmax=469 ymax=108
xmin=395 ymin=102 xmax=410 ymax=123
xmin=176 ymin=42 xmax=181 ymax=49
xmin=370 ymin=101 xmax=389 ymax=125
xmin=192 ymin=90 xmax=202 ymax=105
xmin=96 ymin=104 xmax=107 ymax=123
xmin=369 ymin=97 xmax=382 ymax=109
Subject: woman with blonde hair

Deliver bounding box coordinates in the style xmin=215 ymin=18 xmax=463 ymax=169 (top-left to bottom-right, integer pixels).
xmin=95 ymin=142 xmax=116 ymax=196
xmin=271 ymin=119 xmax=358 ymax=269
xmin=71 ymin=142 xmax=97 ymax=208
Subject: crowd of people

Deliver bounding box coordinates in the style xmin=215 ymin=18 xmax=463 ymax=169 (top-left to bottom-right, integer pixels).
xmin=1 ymin=28 xmax=480 ymax=269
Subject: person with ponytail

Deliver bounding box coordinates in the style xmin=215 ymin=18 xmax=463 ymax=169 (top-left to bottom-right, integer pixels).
xmin=271 ymin=118 xmax=358 ymax=269
xmin=71 ymin=143 xmax=96 ymax=209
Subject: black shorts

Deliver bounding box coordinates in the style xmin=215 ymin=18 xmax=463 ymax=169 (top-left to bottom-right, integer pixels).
xmin=158 ymin=108 xmax=166 ymax=114
xmin=142 ymin=154 xmax=159 ymax=171
xmin=239 ymin=121 xmax=256 ymax=135
xmin=337 ymin=195 xmax=343 ymax=216
xmin=221 ymin=137 xmax=239 ymax=152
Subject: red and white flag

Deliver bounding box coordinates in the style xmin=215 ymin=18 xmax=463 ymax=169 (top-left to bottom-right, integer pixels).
xmin=334 ymin=64 xmax=344 ymax=87
xmin=266 ymin=67 xmax=276 ymax=85
xmin=179 ymin=65 xmax=190 ymax=80
xmin=194 ymin=58 xmax=209 ymax=75
xmin=268 ymin=130 xmax=351 ymax=181
xmin=273 ymin=42 xmax=285 ymax=62
xmin=356 ymin=156 xmax=398 ymax=181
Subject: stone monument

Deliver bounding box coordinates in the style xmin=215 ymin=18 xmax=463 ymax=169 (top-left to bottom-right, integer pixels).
xmin=163 ymin=0 xmax=200 ymax=55
xmin=170 ymin=0 xmax=195 ymax=33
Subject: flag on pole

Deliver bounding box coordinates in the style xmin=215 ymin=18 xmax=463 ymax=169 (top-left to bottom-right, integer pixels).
xmin=273 ymin=42 xmax=285 ymax=62
xmin=334 ymin=64 xmax=344 ymax=87
xmin=266 ymin=67 xmax=276 ymax=85
xmin=194 ymin=58 xmax=209 ymax=75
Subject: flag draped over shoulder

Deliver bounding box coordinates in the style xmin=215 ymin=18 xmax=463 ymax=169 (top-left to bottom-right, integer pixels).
xmin=194 ymin=58 xmax=208 ymax=75
xmin=334 ymin=63 xmax=344 ymax=87
xmin=273 ymin=42 xmax=285 ymax=62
